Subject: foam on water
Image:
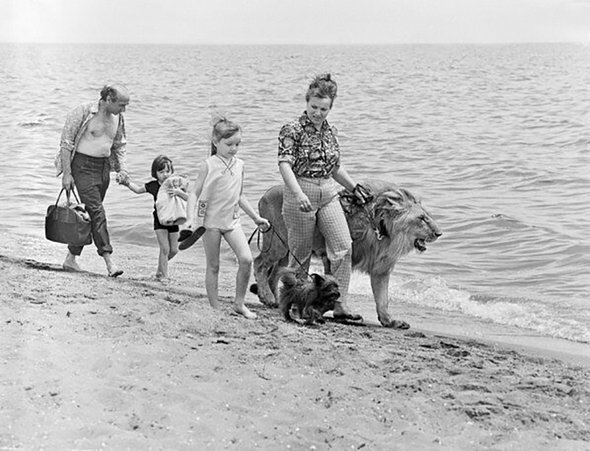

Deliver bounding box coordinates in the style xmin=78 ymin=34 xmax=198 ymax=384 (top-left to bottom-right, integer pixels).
xmin=349 ymin=273 xmax=590 ymax=344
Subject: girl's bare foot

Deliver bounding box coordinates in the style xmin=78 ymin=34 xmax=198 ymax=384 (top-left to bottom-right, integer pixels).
xmin=233 ymin=305 xmax=257 ymax=319
xmin=209 ymin=300 xmax=221 ymax=310
xmin=155 ymin=274 xmax=169 ymax=284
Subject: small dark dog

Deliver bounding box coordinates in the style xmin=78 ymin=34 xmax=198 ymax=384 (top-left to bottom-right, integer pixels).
xmin=278 ymin=269 xmax=340 ymax=325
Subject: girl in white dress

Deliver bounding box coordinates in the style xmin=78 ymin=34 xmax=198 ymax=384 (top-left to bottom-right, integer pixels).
xmin=185 ymin=117 xmax=270 ymax=319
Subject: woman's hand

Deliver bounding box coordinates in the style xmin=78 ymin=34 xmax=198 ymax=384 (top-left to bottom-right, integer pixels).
xmin=353 ymin=184 xmax=373 ymax=204
xmin=298 ymin=194 xmax=312 ymax=212
xmin=279 ymin=162 xmax=312 ymax=212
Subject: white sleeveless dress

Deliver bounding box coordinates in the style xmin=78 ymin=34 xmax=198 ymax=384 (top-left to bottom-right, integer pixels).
xmin=198 ymin=155 xmax=244 ymax=230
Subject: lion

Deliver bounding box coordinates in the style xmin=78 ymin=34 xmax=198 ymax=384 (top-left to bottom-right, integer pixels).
xmin=250 ymin=180 xmax=442 ymax=328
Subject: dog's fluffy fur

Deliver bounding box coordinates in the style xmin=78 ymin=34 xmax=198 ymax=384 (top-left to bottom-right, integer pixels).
xmin=278 ymin=269 xmax=340 ymax=325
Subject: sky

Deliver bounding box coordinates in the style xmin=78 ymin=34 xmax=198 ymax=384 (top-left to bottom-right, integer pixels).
xmin=1 ymin=0 xmax=589 ymax=45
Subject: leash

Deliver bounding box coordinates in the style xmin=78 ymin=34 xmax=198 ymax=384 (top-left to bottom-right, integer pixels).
xmin=340 ymin=184 xmax=385 ymax=241
xmin=247 ymin=224 xmax=269 ymax=249
xmin=247 ymin=184 xmax=379 ymax=282
xmin=248 ymin=223 xmax=312 ymax=279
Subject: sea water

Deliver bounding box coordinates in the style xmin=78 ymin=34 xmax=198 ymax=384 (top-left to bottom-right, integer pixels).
xmin=1 ymin=43 xmax=588 ymax=342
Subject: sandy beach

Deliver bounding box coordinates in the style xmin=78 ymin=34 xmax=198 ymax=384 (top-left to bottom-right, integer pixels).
xmin=1 ymin=231 xmax=589 ymax=450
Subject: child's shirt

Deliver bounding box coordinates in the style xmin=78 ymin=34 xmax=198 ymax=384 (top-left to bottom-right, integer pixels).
xmin=145 ymin=180 xmax=161 ymax=202
xmin=199 ymin=155 xmax=244 ymax=230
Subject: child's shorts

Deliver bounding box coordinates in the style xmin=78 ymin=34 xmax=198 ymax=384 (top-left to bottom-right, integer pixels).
xmin=153 ymin=212 xmax=179 ymax=233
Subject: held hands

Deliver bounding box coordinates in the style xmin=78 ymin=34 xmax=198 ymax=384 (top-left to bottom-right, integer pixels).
xmin=116 ymin=171 xmax=130 ymax=186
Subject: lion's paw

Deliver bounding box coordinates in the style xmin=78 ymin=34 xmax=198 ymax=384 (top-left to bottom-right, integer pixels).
xmin=383 ymin=319 xmax=410 ymax=329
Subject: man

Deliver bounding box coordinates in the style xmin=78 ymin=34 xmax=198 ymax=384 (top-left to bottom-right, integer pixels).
xmin=54 ymin=84 xmax=130 ymax=277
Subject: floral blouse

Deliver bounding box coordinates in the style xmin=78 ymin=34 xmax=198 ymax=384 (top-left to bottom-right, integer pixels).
xmin=278 ymin=112 xmax=341 ymax=178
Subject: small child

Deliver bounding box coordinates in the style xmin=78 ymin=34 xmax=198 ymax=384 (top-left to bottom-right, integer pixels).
xmin=184 ymin=116 xmax=270 ymax=319
xmin=120 ymin=155 xmax=188 ymax=280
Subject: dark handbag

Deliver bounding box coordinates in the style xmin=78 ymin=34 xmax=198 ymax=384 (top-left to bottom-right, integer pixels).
xmin=45 ymin=189 xmax=92 ymax=246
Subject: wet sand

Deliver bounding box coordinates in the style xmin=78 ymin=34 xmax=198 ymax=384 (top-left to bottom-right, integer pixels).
xmin=1 ymin=231 xmax=589 ymax=450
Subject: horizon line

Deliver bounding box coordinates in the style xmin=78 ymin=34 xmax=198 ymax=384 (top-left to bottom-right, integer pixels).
xmin=0 ymin=40 xmax=586 ymax=46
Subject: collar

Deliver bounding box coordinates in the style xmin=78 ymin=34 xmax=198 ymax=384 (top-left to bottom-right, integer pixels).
xmin=215 ymin=154 xmax=236 ymax=175
xmin=298 ymin=112 xmax=329 ymax=132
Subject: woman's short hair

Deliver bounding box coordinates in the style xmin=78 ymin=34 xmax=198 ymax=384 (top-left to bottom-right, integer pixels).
xmin=151 ymin=155 xmax=174 ymax=178
xmin=211 ymin=117 xmax=241 ymax=155
xmin=305 ymin=73 xmax=338 ymax=106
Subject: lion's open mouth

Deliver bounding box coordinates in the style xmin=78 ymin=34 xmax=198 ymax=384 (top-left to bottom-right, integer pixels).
xmin=414 ymin=239 xmax=427 ymax=252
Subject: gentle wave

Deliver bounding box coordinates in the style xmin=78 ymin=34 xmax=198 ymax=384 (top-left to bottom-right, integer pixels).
xmin=349 ymin=273 xmax=590 ymax=344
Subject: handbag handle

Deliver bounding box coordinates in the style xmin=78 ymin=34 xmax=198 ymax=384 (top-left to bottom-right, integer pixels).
xmin=55 ymin=188 xmax=82 ymax=206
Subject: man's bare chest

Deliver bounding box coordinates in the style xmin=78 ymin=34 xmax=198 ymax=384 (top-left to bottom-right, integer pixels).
xmin=84 ymin=115 xmax=118 ymax=140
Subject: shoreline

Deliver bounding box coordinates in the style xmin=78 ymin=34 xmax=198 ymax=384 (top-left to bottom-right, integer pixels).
xmin=370 ymin=301 xmax=590 ymax=369
xmin=2 ymin=231 xmax=589 ymax=449
xmin=9 ymin=229 xmax=590 ymax=368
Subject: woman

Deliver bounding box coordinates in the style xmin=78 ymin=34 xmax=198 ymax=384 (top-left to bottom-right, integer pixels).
xmin=278 ymin=73 xmax=365 ymax=322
